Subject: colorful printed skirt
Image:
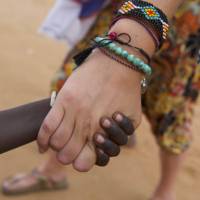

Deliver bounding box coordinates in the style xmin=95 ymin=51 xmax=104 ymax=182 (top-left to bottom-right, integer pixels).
xmin=51 ymin=1 xmax=200 ymax=155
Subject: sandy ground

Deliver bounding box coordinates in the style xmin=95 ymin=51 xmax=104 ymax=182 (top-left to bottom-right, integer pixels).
xmin=0 ymin=1 xmax=200 ymax=200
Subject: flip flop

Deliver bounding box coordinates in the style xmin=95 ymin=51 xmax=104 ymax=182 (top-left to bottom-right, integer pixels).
xmin=1 ymin=169 xmax=68 ymax=195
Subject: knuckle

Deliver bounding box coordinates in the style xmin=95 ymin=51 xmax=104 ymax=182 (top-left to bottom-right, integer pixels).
xmin=58 ymin=146 xmax=79 ymax=165
xmin=57 ymin=153 xmax=71 ymax=165
xmin=62 ymin=90 xmax=77 ymax=104
xmin=77 ymin=101 xmax=90 ymax=114
xmin=41 ymin=119 xmax=54 ymax=135
xmin=49 ymin=138 xmax=64 ymax=151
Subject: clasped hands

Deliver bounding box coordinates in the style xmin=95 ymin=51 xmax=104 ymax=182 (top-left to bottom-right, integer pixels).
xmin=37 ymin=50 xmax=142 ymax=172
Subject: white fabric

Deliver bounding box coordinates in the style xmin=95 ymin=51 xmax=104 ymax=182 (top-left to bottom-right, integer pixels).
xmin=39 ymin=0 xmax=97 ymax=49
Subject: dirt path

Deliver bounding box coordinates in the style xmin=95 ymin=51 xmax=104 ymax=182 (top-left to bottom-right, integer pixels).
xmin=0 ymin=1 xmax=200 ymax=199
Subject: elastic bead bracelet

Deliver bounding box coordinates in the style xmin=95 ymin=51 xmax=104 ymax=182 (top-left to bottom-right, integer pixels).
xmin=111 ymin=0 xmax=169 ymax=49
xmin=99 ymin=47 xmax=141 ymax=73
xmin=106 ymin=32 xmax=151 ymax=64
xmin=73 ymin=32 xmax=151 ymax=67
xmin=95 ymin=36 xmax=152 ymax=76
xmin=73 ymin=34 xmax=151 ymax=93
xmin=99 ymin=47 xmax=148 ymax=93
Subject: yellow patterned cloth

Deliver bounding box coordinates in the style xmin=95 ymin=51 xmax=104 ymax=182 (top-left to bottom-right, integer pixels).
xmin=51 ymin=1 xmax=200 ymax=155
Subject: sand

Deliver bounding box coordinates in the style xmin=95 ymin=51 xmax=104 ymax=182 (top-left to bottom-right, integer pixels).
xmin=0 ymin=1 xmax=200 ymax=200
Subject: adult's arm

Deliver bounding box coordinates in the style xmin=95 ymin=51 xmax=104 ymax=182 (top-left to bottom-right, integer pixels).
xmin=37 ymin=0 xmax=186 ymax=171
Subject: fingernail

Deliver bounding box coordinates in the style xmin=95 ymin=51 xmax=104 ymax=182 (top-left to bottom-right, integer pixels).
xmin=96 ymin=134 xmax=105 ymax=144
xmin=102 ymin=119 xmax=111 ymax=128
xmin=115 ymin=113 xmax=123 ymax=122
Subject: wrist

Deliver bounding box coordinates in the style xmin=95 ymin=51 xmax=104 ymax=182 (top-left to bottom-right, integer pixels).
xmin=88 ymin=49 xmax=143 ymax=90
xmin=110 ymin=19 xmax=155 ymax=56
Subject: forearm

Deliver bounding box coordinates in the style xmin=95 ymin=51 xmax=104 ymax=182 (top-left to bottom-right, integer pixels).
xmin=0 ymin=99 xmax=51 ymax=154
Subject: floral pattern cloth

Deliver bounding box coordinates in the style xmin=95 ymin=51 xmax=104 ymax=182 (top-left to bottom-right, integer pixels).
xmin=51 ymin=0 xmax=200 ymax=154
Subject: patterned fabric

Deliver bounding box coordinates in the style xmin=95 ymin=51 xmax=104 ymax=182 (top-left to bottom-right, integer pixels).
xmin=77 ymin=0 xmax=107 ymax=18
xmin=51 ymin=1 xmax=200 ymax=155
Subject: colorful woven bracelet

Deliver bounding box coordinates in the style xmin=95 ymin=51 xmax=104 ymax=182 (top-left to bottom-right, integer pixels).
xmin=94 ymin=36 xmax=152 ymax=76
xmin=111 ymin=0 xmax=169 ymax=49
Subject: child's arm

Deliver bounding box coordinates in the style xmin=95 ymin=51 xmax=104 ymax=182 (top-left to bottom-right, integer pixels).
xmin=0 ymin=99 xmax=134 ymax=168
xmin=0 ymin=99 xmax=51 ymax=154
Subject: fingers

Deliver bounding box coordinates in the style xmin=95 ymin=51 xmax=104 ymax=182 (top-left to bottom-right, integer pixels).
xmin=95 ymin=149 xmax=110 ymax=167
xmin=37 ymin=101 xmax=64 ymax=153
xmin=100 ymin=118 xmax=128 ymax=145
xmin=73 ymin=142 xmax=96 ymax=172
xmin=94 ymin=113 xmax=135 ymax=167
xmin=94 ymin=134 xmax=120 ymax=157
xmin=49 ymin=114 xmax=75 ymax=151
xmin=113 ymin=112 xmax=135 ymax=136
xmin=57 ymin=121 xmax=86 ymax=165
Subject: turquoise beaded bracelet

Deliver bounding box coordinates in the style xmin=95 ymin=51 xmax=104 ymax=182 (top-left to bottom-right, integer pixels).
xmin=94 ymin=36 xmax=152 ymax=76
xmin=99 ymin=46 xmax=148 ymax=93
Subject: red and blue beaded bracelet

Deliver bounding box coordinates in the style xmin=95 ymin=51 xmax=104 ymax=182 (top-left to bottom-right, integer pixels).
xmin=111 ymin=0 xmax=169 ymax=49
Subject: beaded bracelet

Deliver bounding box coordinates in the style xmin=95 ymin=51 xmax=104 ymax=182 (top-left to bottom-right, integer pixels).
xmin=106 ymin=32 xmax=151 ymax=64
xmin=94 ymin=36 xmax=152 ymax=76
xmin=73 ymin=34 xmax=151 ymax=93
xmin=99 ymin=46 xmax=142 ymax=73
xmin=99 ymin=47 xmax=148 ymax=93
xmin=111 ymin=0 xmax=169 ymax=49
xmin=73 ymin=32 xmax=151 ymax=67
